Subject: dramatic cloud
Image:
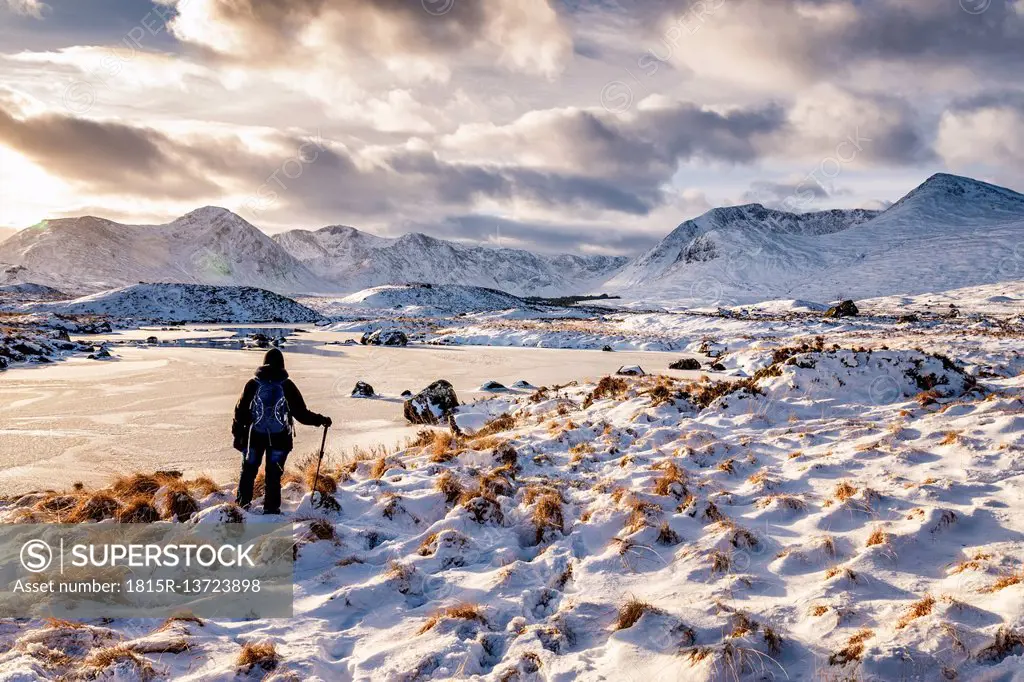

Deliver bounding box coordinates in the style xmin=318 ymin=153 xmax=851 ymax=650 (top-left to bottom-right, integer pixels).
xmin=3 ymin=0 xmax=46 ymax=18
xmin=651 ymin=0 xmax=1024 ymax=91
xmin=937 ymin=92 xmax=1024 ymax=170
xmin=163 ymin=0 xmax=572 ymax=78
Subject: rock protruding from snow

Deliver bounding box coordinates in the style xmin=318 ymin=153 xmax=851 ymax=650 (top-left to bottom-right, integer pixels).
xmin=479 ymin=381 xmax=507 ymax=392
xmin=23 ymin=284 xmax=322 ymax=324
xmin=351 ymin=381 xmax=375 ymax=398
xmin=824 ymin=300 xmax=859 ymax=318
xmin=669 ymin=358 xmax=702 ymax=370
xmin=616 ymin=365 xmax=646 ymax=376
xmin=360 ymin=329 xmax=409 ymax=346
xmin=404 ymin=380 xmax=459 ymax=425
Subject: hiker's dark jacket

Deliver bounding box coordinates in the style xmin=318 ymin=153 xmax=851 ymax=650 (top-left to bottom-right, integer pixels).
xmin=231 ymin=364 xmax=328 ymax=452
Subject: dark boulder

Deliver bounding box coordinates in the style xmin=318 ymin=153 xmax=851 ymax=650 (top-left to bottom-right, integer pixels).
xmin=946 ymin=304 xmax=960 ymax=319
xmin=709 ymin=362 xmax=726 ymax=371
xmin=351 ymin=381 xmax=375 ymax=398
xmin=669 ymin=358 xmax=702 ymax=371
xmin=897 ymin=313 xmax=920 ymax=324
xmin=12 ymin=341 xmax=44 ymax=356
xmin=480 ymin=381 xmax=507 ymax=391
xmin=824 ymin=300 xmax=859 ymax=318
xmin=616 ymin=365 xmax=646 ymax=376
xmin=88 ymin=346 xmax=112 ymax=360
xmin=404 ymin=380 xmax=459 ymax=425
xmin=601 ymin=345 xmax=614 ymax=352
xmin=0 ymin=355 xmax=8 ymax=370
xmin=145 ymin=336 xmax=160 ymax=345
xmin=361 ymin=329 xmax=409 ymax=347
xmin=400 ymin=390 xmax=413 ymax=398
xmin=251 ymin=333 xmax=270 ymax=348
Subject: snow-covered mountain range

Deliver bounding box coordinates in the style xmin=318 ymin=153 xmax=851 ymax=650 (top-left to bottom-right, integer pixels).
xmin=0 ymin=208 xmax=325 ymax=294
xmin=1 ymin=173 xmax=1021 ymax=305
xmin=605 ymin=173 xmax=1024 ymax=305
xmin=272 ymin=226 xmax=627 ymax=297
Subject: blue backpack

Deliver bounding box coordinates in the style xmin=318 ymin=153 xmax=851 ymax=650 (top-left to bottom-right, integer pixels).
xmin=251 ymin=379 xmax=290 ymax=434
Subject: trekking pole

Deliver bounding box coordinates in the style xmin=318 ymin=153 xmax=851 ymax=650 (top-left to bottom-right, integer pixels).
xmin=311 ymin=424 xmax=329 ymax=508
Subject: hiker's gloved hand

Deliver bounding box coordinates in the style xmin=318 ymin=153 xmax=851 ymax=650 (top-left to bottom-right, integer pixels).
xmin=322 ymin=416 xmax=333 ymax=428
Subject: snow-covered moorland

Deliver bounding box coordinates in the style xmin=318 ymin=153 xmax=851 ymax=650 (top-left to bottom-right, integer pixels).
xmin=1 ymin=308 xmax=1022 ymax=681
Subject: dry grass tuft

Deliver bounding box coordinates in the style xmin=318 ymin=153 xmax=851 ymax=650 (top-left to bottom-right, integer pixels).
xmin=418 ymin=603 xmax=487 ymax=634
xmin=810 ymin=604 xmax=829 ymax=617
xmin=656 ymin=522 xmax=681 ymax=546
xmin=615 ymin=597 xmax=660 ymax=630
xmin=186 ymin=476 xmax=221 ymax=497
xmin=236 ymin=641 xmax=280 ymax=674
xmin=865 ymin=528 xmax=889 ymax=547
xmin=115 ymin=496 xmax=160 ymax=523
xmin=370 ymin=456 xmax=389 ymax=480
xmin=895 ymin=595 xmax=935 ymax=629
xmin=583 ymin=376 xmax=628 ymax=408
xmin=833 ymin=481 xmax=858 ymax=502
xmin=653 ymin=461 xmax=687 ymax=498
xmin=67 ymin=492 xmax=121 ymax=523
xmin=983 ymin=572 xmax=1023 ymax=593
xmin=84 ymin=645 xmax=156 ymax=679
xmin=474 ymin=413 xmax=516 ymax=439
xmin=624 ymin=498 xmax=662 ymax=534
xmin=829 ymin=629 xmax=873 ymax=666
xmin=532 ymin=493 xmax=565 ymax=545
xmin=435 ymin=470 xmax=463 ymax=505
xmin=939 ymin=430 xmax=961 ymax=446
xmin=160 ymin=481 xmax=199 ymax=522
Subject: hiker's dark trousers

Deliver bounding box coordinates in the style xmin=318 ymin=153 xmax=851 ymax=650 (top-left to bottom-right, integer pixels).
xmin=236 ymin=444 xmax=289 ymax=514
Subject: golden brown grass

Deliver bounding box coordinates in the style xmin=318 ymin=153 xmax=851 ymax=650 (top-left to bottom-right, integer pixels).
xmin=939 ymin=430 xmax=961 ymax=446
xmin=160 ymin=481 xmax=198 ymax=522
xmin=865 ymin=528 xmax=889 ymax=547
xmin=829 ymin=629 xmax=873 ymax=666
xmin=115 ymin=496 xmax=160 ymax=523
xmin=236 ymin=641 xmax=280 ymax=673
xmin=983 ymin=572 xmax=1023 ymax=593
xmin=653 ymin=461 xmax=687 ymax=498
xmin=615 ymin=597 xmax=660 ymax=630
xmin=473 ymin=413 xmax=516 ymax=439
xmin=532 ymin=493 xmax=564 ymax=544
xmin=84 ymin=645 xmax=156 ymax=679
xmin=833 ymin=481 xmax=858 ymax=502
xmin=67 ymin=492 xmax=121 ymax=523
xmin=656 ymin=522 xmax=681 ymax=546
xmin=435 ymin=470 xmax=463 ymax=505
xmin=895 ymin=595 xmax=935 ymax=629
xmin=949 ymin=551 xmax=993 ymax=574
xmin=418 ymin=603 xmax=487 ymax=634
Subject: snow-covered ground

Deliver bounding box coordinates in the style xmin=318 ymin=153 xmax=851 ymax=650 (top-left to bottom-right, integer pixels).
xmin=0 ymin=295 xmax=1021 ymax=681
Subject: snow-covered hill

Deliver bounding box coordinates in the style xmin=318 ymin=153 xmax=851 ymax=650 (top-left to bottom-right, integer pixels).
xmin=0 ymin=208 xmax=329 ymax=295
xmin=340 ymin=283 xmax=529 ymax=313
xmin=273 ymin=226 xmax=628 ymax=297
xmin=26 ymin=283 xmax=322 ymax=323
xmin=607 ymin=174 xmax=1024 ymax=306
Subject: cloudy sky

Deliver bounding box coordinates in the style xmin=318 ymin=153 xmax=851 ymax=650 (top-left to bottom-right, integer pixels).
xmin=0 ymin=0 xmax=1022 ymax=254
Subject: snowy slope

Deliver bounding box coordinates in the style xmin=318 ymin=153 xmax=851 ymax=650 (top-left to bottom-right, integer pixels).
xmin=273 ymin=226 xmax=628 ymax=297
xmin=607 ymin=174 xmax=1024 ymax=306
xmin=0 ymin=208 xmax=330 ymax=295
xmin=0 ymin=227 xmax=17 ymax=244
xmin=339 ymin=283 xmax=530 ymax=313
xmin=26 ymin=283 xmax=322 ymax=323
